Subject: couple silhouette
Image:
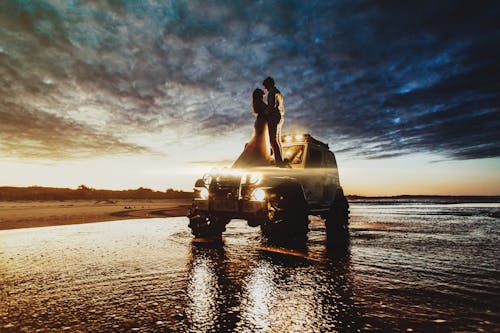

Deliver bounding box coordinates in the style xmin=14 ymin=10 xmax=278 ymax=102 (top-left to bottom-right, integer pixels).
xmin=233 ymin=77 xmax=287 ymax=168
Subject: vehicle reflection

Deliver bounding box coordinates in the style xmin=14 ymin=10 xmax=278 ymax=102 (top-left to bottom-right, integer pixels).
xmin=185 ymin=235 xmax=362 ymax=332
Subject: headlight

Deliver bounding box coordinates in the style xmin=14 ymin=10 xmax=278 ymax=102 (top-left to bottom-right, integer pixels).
xmin=199 ymin=188 xmax=209 ymax=200
xmin=203 ymin=174 xmax=212 ymax=186
xmin=252 ymin=188 xmax=266 ymax=201
xmin=247 ymin=172 xmax=262 ymax=185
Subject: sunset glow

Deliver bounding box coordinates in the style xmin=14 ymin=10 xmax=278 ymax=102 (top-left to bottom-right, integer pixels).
xmin=1 ymin=1 xmax=498 ymax=195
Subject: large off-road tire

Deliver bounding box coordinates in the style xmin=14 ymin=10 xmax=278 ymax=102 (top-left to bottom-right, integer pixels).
xmin=260 ymin=181 xmax=309 ymax=241
xmin=188 ymin=213 xmax=229 ymax=239
xmin=325 ymin=189 xmax=349 ymax=244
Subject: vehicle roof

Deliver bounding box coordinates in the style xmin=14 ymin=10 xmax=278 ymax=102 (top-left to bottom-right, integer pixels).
xmin=281 ymin=133 xmax=329 ymax=149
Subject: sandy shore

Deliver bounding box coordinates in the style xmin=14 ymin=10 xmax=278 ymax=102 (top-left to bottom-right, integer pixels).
xmin=0 ymin=199 xmax=192 ymax=230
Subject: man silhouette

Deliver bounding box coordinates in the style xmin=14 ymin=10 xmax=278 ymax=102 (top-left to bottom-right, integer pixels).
xmin=263 ymin=76 xmax=285 ymax=166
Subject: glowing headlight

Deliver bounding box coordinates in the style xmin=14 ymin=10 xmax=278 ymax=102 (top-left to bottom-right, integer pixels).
xmin=203 ymin=174 xmax=212 ymax=186
xmin=199 ymin=188 xmax=209 ymax=200
xmin=248 ymin=172 xmax=262 ymax=184
xmin=294 ymin=134 xmax=304 ymax=141
xmin=284 ymin=135 xmax=292 ymax=142
xmin=252 ymin=188 xmax=266 ymax=201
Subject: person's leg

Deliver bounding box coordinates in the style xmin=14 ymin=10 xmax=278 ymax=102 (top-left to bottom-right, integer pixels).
xmin=276 ymin=117 xmax=283 ymax=161
xmin=268 ymin=114 xmax=283 ymax=164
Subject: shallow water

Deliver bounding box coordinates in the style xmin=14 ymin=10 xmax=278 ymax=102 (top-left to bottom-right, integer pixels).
xmin=1 ymin=201 xmax=499 ymax=332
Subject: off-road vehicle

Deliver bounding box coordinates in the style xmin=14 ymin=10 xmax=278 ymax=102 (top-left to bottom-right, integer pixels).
xmin=187 ymin=134 xmax=349 ymax=241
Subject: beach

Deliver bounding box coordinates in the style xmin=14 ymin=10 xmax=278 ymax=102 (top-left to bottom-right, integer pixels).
xmin=0 ymin=199 xmax=191 ymax=230
xmin=1 ymin=198 xmax=499 ymax=332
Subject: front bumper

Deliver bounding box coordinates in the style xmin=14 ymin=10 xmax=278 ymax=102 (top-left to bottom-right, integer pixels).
xmin=193 ymin=198 xmax=267 ymax=217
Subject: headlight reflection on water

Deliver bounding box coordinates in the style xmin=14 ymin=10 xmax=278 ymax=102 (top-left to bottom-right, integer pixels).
xmin=186 ymin=256 xmax=219 ymax=331
xmin=239 ymin=261 xmax=320 ymax=332
xmin=239 ymin=261 xmax=276 ymax=331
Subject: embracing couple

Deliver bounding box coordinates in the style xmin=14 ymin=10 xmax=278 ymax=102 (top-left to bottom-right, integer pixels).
xmin=233 ymin=77 xmax=287 ymax=168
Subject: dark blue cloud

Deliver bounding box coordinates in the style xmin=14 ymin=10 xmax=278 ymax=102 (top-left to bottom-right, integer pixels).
xmin=0 ymin=0 xmax=498 ymax=159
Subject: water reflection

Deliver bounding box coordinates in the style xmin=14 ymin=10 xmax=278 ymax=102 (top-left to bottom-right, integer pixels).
xmin=186 ymin=248 xmax=220 ymax=331
xmin=239 ymin=260 xmax=276 ymax=331
xmin=2 ymin=205 xmax=498 ymax=332
xmin=326 ymin=236 xmax=351 ymax=259
xmin=185 ymin=236 xmax=361 ymax=332
xmin=244 ymin=238 xmax=316 ymax=331
xmin=186 ymin=242 xmax=242 ymax=332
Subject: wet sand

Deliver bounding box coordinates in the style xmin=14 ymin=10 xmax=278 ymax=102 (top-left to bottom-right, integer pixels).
xmin=1 ymin=201 xmax=499 ymax=332
xmin=0 ymin=199 xmax=191 ymax=230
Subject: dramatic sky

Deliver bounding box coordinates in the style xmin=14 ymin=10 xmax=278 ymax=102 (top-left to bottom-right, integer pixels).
xmin=1 ymin=0 xmax=499 ymax=195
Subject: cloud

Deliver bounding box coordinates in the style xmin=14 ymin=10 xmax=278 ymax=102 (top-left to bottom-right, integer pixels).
xmin=0 ymin=0 xmax=498 ymax=160
xmin=0 ymin=102 xmax=151 ymax=159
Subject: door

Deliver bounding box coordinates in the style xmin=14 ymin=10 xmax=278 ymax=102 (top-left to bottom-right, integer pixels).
xmin=303 ymin=147 xmax=325 ymax=203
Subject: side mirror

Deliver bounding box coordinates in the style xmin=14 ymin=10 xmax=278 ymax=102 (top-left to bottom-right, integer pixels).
xmin=194 ymin=179 xmax=205 ymax=188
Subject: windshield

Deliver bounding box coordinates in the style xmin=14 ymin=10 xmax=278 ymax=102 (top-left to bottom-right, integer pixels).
xmin=282 ymin=145 xmax=305 ymax=165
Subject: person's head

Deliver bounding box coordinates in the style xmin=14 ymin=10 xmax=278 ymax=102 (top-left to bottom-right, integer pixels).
xmin=252 ymin=88 xmax=265 ymax=101
xmin=262 ymin=76 xmax=275 ymax=91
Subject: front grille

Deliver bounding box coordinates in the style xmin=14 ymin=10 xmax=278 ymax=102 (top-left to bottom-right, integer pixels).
xmin=240 ymin=184 xmax=254 ymax=200
xmin=211 ymin=189 xmax=238 ymax=200
xmin=209 ymin=174 xmax=241 ymax=199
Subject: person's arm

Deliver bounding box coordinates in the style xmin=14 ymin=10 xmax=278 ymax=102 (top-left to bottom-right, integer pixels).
xmin=267 ymin=88 xmax=277 ymax=111
xmin=276 ymin=93 xmax=284 ymax=115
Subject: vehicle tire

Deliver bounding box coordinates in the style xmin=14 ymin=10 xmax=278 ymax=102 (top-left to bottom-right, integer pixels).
xmin=325 ymin=189 xmax=349 ymax=244
xmin=188 ymin=213 xmax=229 ymax=239
xmin=261 ymin=181 xmax=309 ymax=241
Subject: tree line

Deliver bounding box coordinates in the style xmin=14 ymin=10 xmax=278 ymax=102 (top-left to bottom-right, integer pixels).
xmin=0 ymin=185 xmax=193 ymax=201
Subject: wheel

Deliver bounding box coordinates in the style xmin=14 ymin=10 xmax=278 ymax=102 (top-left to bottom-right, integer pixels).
xmin=325 ymin=189 xmax=349 ymax=243
xmin=260 ymin=181 xmax=309 ymax=241
xmin=188 ymin=212 xmax=229 ymax=239
xmin=247 ymin=217 xmax=260 ymax=227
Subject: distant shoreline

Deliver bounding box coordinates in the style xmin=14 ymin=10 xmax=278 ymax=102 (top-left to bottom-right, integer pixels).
xmin=2 ymin=195 xmax=498 ymax=201
xmin=1 ymin=186 xmax=498 ymax=202
xmin=347 ymin=195 xmax=500 ymax=202
xmin=0 ymin=186 xmax=193 ymax=202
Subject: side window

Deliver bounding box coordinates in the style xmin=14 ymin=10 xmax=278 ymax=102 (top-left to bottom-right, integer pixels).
xmin=326 ymin=151 xmax=337 ymax=168
xmin=282 ymin=145 xmax=305 ymax=165
xmin=307 ymin=148 xmax=323 ymax=168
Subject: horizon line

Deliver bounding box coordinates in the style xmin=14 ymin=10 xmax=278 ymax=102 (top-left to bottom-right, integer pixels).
xmin=1 ymin=185 xmax=499 ymax=198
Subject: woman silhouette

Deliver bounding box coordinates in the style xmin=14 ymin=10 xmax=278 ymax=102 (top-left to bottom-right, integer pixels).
xmin=232 ymin=89 xmax=271 ymax=168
